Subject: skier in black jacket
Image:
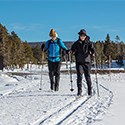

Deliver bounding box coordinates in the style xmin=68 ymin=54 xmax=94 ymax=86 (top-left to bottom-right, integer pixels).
xmin=71 ymin=29 xmax=95 ymax=96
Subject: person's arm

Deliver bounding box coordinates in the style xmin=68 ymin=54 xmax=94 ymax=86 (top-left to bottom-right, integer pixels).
xmin=43 ymin=40 xmax=49 ymax=52
xmin=59 ymin=39 xmax=71 ymax=54
xmin=71 ymin=42 xmax=77 ymax=54
xmin=41 ymin=43 xmax=45 ymax=51
xmin=90 ymin=42 xmax=95 ymax=55
xmin=59 ymin=39 xmax=68 ymax=50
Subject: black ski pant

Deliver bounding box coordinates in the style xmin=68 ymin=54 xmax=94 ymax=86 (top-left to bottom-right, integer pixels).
xmin=48 ymin=60 xmax=61 ymax=91
xmin=76 ymin=62 xmax=92 ymax=95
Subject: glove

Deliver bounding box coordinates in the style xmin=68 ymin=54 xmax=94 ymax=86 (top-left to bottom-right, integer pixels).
xmin=66 ymin=49 xmax=70 ymax=54
xmin=41 ymin=43 xmax=45 ymax=51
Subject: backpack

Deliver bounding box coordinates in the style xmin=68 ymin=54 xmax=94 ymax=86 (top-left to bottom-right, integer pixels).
xmin=47 ymin=38 xmax=61 ymax=50
xmin=45 ymin=38 xmax=63 ymax=57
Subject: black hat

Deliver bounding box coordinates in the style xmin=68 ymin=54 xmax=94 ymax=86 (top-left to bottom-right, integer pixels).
xmin=78 ymin=29 xmax=87 ymax=36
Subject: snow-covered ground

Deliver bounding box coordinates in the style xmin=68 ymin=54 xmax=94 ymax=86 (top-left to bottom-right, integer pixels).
xmin=93 ymin=73 xmax=125 ymax=125
xmin=0 ymin=63 xmax=125 ymax=125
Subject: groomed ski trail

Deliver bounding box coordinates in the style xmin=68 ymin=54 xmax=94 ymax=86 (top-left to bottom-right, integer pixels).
xmin=31 ymin=83 xmax=113 ymax=125
xmin=31 ymin=94 xmax=94 ymax=125
xmin=61 ymin=84 xmax=113 ymax=125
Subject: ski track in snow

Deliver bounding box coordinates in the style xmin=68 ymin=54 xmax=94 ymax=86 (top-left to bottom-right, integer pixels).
xmin=0 ymin=65 xmax=116 ymax=125
xmin=31 ymin=84 xmax=113 ymax=125
xmin=32 ymin=95 xmax=92 ymax=125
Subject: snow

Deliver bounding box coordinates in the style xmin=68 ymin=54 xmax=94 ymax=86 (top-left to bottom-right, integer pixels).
xmin=0 ymin=63 xmax=125 ymax=125
xmin=93 ymin=73 xmax=125 ymax=125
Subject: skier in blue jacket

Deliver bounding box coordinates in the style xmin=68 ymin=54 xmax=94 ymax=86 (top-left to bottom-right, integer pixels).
xmin=42 ymin=29 xmax=69 ymax=92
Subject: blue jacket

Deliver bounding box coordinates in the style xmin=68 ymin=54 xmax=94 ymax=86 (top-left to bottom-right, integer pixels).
xmin=45 ymin=38 xmax=68 ymax=62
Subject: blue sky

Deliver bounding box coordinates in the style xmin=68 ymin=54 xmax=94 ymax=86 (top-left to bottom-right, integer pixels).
xmin=0 ymin=0 xmax=125 ymax=42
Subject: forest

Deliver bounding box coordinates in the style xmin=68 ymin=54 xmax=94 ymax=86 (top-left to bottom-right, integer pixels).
xmin=0 ymin=23 xmax=125 ymax=70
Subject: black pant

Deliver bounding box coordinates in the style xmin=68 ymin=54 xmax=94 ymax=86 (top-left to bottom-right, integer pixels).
xmin=48 ymin=60 xmax=61 ymax=91
xmin=76 ymin=62 xmax=92 ymax=95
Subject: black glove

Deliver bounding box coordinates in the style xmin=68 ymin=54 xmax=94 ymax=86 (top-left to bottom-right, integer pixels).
xmin=66 ymin=49 xmax=70 ymax=54
xmin=41 ymin=43 xmax=45 ymax=51
xmin=62 ymin=50 xmax=66 ymax=56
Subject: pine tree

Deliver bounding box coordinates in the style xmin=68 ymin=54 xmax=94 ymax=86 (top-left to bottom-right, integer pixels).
xmin=32 ymin=45 xmax=43 ymax=64
xmin=23 ymin=41 xmax=34 ymax=69
xmin=10 ymin=31 xmax=25 ymax=69
xmin=103 ymin=34 xmax=114 ymax=67
xmin=95 ymin=41 xmax=106 ymax=68
xmin=0 ymin=23 xmax=10 ymax=68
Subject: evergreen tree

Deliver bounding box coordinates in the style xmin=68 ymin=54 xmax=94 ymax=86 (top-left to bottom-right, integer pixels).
xmin=115 ymin=35 xmax=120 ymax=43
xmin=23 ymin=41 xmax=34 ymax=69
xmin=95 ymin=41 xmax=106 ymax=68
xmin=116 ymin=41 xmax=124 ymax=66
xmin=0 ymin=23 xmax=10 ymax=68
xmin=103 ymin=34 xmax=114 ymax=67
xmin=32 ymin=45 xmax=43 ymax=64
xmin=10 ymin=31 xmax=25 ymax=69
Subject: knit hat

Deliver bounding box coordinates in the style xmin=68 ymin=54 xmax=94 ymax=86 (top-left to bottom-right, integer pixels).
xmin=78 ymin=29 xmax=87 ymax=36
xmin=49 ymin=29 xmax=58 ymax=37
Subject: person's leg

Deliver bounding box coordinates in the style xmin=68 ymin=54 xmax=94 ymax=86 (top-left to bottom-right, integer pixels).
xmin=54 ymin=62 xmax=61 ymax=91
xmin=76 ymin=63 xmax=83 ymax=95
xmin=83 ymin=63 xmax=92 ymax=95
xmin=48 ymin=60 xmax=55 ymax=91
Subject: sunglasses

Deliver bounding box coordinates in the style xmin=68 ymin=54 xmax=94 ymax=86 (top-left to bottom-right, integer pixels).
xmin=80 ymin=34 xmax=86 ymax=37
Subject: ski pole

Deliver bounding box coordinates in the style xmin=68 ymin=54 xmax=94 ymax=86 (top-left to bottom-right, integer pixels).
xmin=94 ymin=54 xmax=100 ymax=97
xmin=39 ymin=44 xmax=45 ymax=90
xmin=63 ymin=54 xmax=68 ymax=69
xmin=69 ymin=53 xmax=74 ymax=92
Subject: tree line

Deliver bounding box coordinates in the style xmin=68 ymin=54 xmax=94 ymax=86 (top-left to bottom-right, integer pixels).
xmin=95 ymin=34 xmax=125 ymax=68
xmin=0 ymin=23 xmax=42 ymax=70
xmin=0 ymin=23 xmax=125 ymax=70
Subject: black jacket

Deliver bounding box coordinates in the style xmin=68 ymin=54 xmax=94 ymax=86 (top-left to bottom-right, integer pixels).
xmin=71 ymin=37 xmax=95 ymax=64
